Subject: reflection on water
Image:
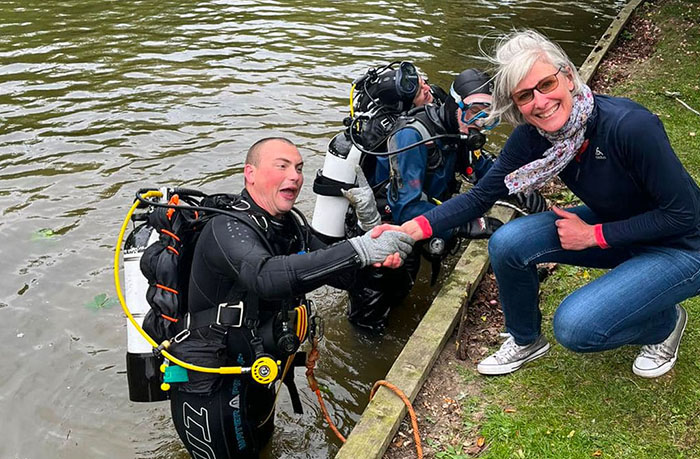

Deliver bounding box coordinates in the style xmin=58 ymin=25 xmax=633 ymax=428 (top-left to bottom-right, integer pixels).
xmin=0 ymin=0 xmax=624 ymax=457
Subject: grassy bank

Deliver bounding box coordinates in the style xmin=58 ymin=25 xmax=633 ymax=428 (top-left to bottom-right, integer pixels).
xmin=387 ymin=1 xmax=700 ymax=458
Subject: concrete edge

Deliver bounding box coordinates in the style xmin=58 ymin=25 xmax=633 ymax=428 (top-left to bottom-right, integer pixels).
xmin=334 ymin=205 xmax=513 ymax=459
xmin=335 ymin=1 xmax=646 ymax=457
xmin=579 ymin=0 xmax=647 ymax=84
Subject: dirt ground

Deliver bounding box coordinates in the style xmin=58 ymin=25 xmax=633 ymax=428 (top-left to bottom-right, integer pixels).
xmin=383 ymin=269 xmax=504 ymax=459
xmin=383 ymin=9 xmax=660 ymax=459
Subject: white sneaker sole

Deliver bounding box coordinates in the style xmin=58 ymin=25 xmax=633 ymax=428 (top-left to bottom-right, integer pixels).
xmin=633 ymin=356 xmax=678 ymax=378
xmin=477 ymin=342 xmax=551 ymax=376
xmin=633 ymin=311 xmax=687 ymax=378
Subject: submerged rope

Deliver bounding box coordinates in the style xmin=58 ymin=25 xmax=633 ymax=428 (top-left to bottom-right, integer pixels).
xmin=305 ymin=336 xmax=423 ymax=458
xmin=305 ymin=337 xmax=347 ymax=443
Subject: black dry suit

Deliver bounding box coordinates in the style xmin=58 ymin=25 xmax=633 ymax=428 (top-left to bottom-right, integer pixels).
xmin=169 ymin=189 xmax=360 ymax=459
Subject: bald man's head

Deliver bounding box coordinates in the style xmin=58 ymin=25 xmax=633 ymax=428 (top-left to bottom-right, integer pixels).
xmin=243 ymin=137 xmax=304 ymax=217
xmin=245 ymin=137 xmax=296 ymax=168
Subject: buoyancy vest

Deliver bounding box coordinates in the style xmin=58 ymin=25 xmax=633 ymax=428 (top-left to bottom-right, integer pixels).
xmin=385 ymin=108 xmax=461 ymax=204
xmin=139 ymin=190 xmax=313 ymax=405
xmin=139 ymin=192 xmax=311 ymax=354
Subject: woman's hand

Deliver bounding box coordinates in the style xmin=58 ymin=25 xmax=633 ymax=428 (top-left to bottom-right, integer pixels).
xmin=371 ymin=220 xmax=425 ymax=241
xmin=552 ymin=206 xmax=596 ymax=250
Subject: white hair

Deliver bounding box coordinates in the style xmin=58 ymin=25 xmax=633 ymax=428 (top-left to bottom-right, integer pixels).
xmin=483 ymin=29 xmax=585 ymax=127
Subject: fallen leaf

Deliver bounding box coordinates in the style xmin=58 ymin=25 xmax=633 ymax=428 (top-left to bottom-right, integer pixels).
xmin=85 ymin=293 xmax=119 ymax=310
xmin=592 ymin=450 xmax=602 ymax=457
xmin=477 ymin=437 xmax=485 ymax=447
xmin=31 ymin=228 xmax=57 ymax=241
xmin=568 ymin=430 xmax=576 ymax=438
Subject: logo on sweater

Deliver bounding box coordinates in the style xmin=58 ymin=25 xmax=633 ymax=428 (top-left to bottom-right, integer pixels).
xmin=594 ymin=147 xmax=607 ymax=160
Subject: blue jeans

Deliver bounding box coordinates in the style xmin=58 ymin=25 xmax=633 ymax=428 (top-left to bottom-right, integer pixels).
xmin=488 ymin=206 xmax=700 ymax=352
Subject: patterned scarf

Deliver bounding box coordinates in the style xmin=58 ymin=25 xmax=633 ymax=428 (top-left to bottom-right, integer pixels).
xmin=504 ymin=84 xmax=594 ymax=195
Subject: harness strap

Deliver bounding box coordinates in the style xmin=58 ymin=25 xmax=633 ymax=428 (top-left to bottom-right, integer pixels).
xmin=188 ymin=302 xmax=245 ymax=331
xmin=312 ymin=170 xmax=357 ymax=197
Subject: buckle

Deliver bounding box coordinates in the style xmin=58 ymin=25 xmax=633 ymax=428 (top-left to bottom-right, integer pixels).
xmin=172 ymin=328 xmax=191 ymax=344
xmin=217 ymin=301 xmax=244 ymax=328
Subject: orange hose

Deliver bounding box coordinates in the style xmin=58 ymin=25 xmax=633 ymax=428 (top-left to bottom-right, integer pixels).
xmin=306 ymin=337 xmax=347 ymax=443
xmin=306 ymin=337 xmax=423 ymax=458
xmin=314 ymin=388 xmax=346 ymax=443
xmin=370 ymin=380 xmax=423 ymax=459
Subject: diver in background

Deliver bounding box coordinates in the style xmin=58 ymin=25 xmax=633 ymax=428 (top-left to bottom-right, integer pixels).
xmin=343 ymin=65 xmax=546 ymax=330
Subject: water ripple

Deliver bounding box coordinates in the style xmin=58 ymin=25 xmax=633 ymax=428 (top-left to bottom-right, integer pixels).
xmin=0 ymin=0 xmax=626 ymax=457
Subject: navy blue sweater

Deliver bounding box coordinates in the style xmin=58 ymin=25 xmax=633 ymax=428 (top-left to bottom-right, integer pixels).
xmin=423 ymin=94 xmax=700 ymax=250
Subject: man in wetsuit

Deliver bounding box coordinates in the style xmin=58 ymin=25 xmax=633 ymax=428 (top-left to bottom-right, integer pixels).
xmin=169 ymin=137 xmax=414 ymax=458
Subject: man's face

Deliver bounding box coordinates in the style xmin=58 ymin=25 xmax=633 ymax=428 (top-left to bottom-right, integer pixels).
xmin=456 ymin=94 xmax=493 ymax=134
xmin=244 ymin=140 xmax=304 ymax=217
xmin=412 ymin=77 xmax=433 ymax=107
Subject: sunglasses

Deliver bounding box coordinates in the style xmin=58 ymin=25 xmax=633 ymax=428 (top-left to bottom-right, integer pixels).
xmin=449 ymin=83 xmax=499 ymax=131
xmin=511 ymin=67 xmax=563 ymax=106
xmin=395 ymin=61 xmax=419 ymax=100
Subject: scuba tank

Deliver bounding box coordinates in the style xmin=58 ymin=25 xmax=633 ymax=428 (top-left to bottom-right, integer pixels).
xmin=117 ymin=187 xmax=293 ymax=404
xmin=311 ymin=62 xmax=412 ymax=239
xmin=123 ymin=220 xmax=168 ymax=402
xmin=311 ymin=132 xmax=361 ymax=238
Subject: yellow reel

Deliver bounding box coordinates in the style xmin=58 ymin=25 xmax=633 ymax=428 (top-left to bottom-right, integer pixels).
xmin=250 ymin=357 xmax=280 ymax=384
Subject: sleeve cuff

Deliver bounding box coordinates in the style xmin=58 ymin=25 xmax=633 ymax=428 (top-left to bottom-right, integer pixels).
xmin=594 ymin=224 xmax=610 ymax=249
xmin=414 ymin=215 xmax=433 ymax=239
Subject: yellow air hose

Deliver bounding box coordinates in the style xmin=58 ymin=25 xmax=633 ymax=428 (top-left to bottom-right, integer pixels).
xmin=349 ymin=83 xmax=356 ymax=118
xmin=114 ymin=190 xmax=279 ymax=386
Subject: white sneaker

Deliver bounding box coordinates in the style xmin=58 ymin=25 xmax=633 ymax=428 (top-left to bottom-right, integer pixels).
xmin=633 ymin=304 xmax=688 ymax=378
xmin=477 ymin=334 xmax=550 ymax=375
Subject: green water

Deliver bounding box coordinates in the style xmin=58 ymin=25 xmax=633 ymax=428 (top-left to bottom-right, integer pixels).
xmin=0 ymin=0 xmax=624 ymax=457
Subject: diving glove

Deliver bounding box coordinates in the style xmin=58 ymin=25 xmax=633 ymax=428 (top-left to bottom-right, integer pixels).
xmin=513 ymin=190 xmax=547 ymax=214
xmin=348 ymin=230 xmax=415 ymax=267
xmin=342 ymin=166 xmax=382 ymax=231
xmin=456 ymin=216 xmax=503 ymax=239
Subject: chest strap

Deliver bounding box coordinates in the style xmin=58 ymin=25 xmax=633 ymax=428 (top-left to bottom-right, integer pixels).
xmin=187 ymin=301 xmax=245 ymax=331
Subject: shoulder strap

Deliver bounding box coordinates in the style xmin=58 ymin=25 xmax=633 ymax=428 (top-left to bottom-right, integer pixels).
xmin=390 ymin=112 xmax=437 ymax=144
xmin=289 ymin=207 xmax=311 ymax=253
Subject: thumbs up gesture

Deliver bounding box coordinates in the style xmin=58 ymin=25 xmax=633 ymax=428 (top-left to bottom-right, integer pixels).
xmin=551 ymin=206 xmax=596 ymax=250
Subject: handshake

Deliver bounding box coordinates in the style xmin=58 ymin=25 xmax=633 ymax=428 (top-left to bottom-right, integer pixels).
xmin=348 ymin=229 xmax=415 ymax=268
xmin=343 ymin=166 xmax=417 ymax=268
xmin=343 ymin=166 xmax=505 ymax=268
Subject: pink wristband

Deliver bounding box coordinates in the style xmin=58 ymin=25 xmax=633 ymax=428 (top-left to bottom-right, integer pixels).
xmin=594 ymin=224 xmax=609 ymax=249
xmin=414 ymin=216 xmax=433 ymax=239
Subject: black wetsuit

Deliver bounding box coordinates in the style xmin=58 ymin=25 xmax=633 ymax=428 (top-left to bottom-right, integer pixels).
xmin=170 ymin=190 xmax=360 ymax=459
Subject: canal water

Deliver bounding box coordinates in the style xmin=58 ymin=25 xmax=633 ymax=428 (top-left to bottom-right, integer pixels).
xmin=0 ymin=0 xmax=625 ymax=457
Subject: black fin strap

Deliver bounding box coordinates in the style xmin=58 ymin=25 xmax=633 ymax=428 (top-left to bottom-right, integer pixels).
xmin=283 ymin=368 xmax=303 ymax=414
